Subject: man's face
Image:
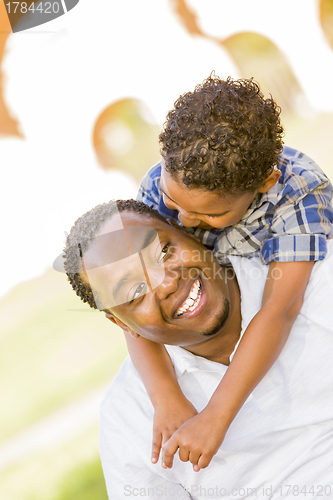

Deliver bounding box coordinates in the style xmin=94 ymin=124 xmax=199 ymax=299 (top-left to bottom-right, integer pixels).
xmin=83 ymin=212 xmax=231 ymax=347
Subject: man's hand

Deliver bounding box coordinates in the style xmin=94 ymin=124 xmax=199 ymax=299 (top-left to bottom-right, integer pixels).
xmin=152 ymin=397 xmax=197 ymax=466
xmin=161 ymin=409 xmax=228 ymax=472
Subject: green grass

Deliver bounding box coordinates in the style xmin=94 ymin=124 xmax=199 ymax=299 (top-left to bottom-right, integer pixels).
xmin=0 ymin=423 xmax=108 ymax=500
xmin=0 ymin=268 xmax=127 ymax=442
xmin=55 ymin=458 xmax=108 ymax=500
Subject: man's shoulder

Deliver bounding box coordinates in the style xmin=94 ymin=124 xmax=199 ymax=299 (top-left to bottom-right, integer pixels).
xmin=100 ymin=358 xmax=142 ymax=417
xmin=230 ymin=241 xmax=333 ymax=331
xmin=303 ymin=238 xmax=333 ymax=322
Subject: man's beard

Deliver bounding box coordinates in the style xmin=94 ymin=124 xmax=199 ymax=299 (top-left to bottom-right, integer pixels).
xmin=202 ymin=297 xmax=230 ymax=337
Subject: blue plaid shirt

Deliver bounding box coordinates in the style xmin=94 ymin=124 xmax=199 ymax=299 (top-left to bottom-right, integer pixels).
xmin=137 ymin=146 xmax=333 ymax=264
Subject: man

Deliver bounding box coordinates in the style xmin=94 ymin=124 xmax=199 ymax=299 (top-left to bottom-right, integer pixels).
xmin=64 ymin=199 xmax=333 ymax=499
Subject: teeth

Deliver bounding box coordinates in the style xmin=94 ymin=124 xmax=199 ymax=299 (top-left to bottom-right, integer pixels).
xmin=175 ymin=280 xmax=202 ymax=317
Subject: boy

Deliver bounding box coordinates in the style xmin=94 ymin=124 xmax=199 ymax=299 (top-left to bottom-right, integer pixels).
xmin=131 ymin=75 xmax=333 ymax=471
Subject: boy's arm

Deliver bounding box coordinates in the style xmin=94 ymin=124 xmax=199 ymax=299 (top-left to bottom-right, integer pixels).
xmin=162 ymin=260 xmax=314 ymax=470
xmin=123 ymin=332 xmax=197 ymax=465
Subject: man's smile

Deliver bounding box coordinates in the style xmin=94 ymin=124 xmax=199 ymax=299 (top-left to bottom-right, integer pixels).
xmin=174 ymin=278 xmax=203 ymax=318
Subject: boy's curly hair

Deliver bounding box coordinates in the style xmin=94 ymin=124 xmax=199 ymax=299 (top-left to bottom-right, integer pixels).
xmin=159 ymin=74 xmax=284 ymax=193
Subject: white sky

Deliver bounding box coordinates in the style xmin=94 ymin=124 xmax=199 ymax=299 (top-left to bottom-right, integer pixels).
xmin=189 ymin=0 xmax=333 ymax=112
xmin=1 ymin=0 xmax=332 ymax=298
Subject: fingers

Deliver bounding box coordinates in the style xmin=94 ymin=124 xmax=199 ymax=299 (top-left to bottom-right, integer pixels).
xmin=179 ymin=448 xmax=200 ymax=465
xmin=152 ymin=429 xmax=175 ymax=466
xmin=162 ymin=437 xmax=204 ymax=471
xmin=161 ymin=435 xmax=179 ymax=469
xmin=197 ymin=452 xmax=213 ymax=469
xmin=189 ymin=451 xmax=201 ymax=472
xmin=151 ymin=430 xmax=162 ymax=465
xmin=188 ymin=450 xmax=202 ymax=472
xmin=178 ymin=446 xmax=191 ymax=463
xmin=161 ymin=432 xmax=216 ymax=471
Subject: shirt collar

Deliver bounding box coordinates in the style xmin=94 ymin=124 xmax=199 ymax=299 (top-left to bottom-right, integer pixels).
xmin=165 ymin=345 xmax=229 ymax=377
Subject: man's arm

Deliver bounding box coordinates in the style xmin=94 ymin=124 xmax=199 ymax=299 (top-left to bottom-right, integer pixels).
xmin=162 ymin=260 xmax=314 ymax=470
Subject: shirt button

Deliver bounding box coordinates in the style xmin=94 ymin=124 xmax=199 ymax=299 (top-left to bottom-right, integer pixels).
xmin=235 ymin=240 xmax=243 ymax=249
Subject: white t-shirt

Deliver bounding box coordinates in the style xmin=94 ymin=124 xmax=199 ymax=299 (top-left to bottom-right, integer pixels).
xmin=100 ymin=242 xmax=333 ymax=499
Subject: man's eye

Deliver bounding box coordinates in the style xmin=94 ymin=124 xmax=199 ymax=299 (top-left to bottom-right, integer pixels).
xmin=157 ymin=243 xmax=170 ymax=263
xmin=129 ymin=282 xmax=147 ymax=303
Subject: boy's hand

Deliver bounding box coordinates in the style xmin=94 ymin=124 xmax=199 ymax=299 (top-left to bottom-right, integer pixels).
xmin=151 ymin=397 xmax=197 ymax=466
xmin=161 ymin=409 xmax=227 ymax=472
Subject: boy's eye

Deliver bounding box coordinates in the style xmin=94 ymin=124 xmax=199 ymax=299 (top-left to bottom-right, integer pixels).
xmin=207 ymin=212 xmax=229 ymax=218
xmin=157 ymin=243 xmax=170 ymax=263
xmin=129 ymin=282 xmax=147 ymax=303
xmin=162 ymin=193 xmax=172 ymax=206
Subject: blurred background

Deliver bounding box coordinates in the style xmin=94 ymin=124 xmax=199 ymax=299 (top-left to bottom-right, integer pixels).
xmin=0 ymin=0 xmax=332 ymax=498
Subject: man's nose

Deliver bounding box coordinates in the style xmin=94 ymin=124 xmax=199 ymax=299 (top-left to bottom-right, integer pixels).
xmin=150 ymin=268 xmax=179 ymax=301
xmin=178 ymin=211 xmax=201 ymax=227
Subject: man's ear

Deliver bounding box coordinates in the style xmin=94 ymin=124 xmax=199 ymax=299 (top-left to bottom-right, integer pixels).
xmin=105 ymin=313 xmax=140 ymax=339
xmin=257 ymin=169 xmax=281 ymax=193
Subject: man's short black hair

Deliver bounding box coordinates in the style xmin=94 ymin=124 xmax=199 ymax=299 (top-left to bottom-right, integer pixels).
xmin=63 ymin=199 xmax=167 ymax=309
xmin=159 ymin=74 xmax=284 ymax=193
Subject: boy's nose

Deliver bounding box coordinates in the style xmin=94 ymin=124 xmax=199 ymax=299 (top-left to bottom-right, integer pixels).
xmin=178 ymin=211 xmax=201 ymax=227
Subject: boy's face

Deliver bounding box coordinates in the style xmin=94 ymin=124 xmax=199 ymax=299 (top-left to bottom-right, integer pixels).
xmin=160 ymin=167 xmax=258 ymax=230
